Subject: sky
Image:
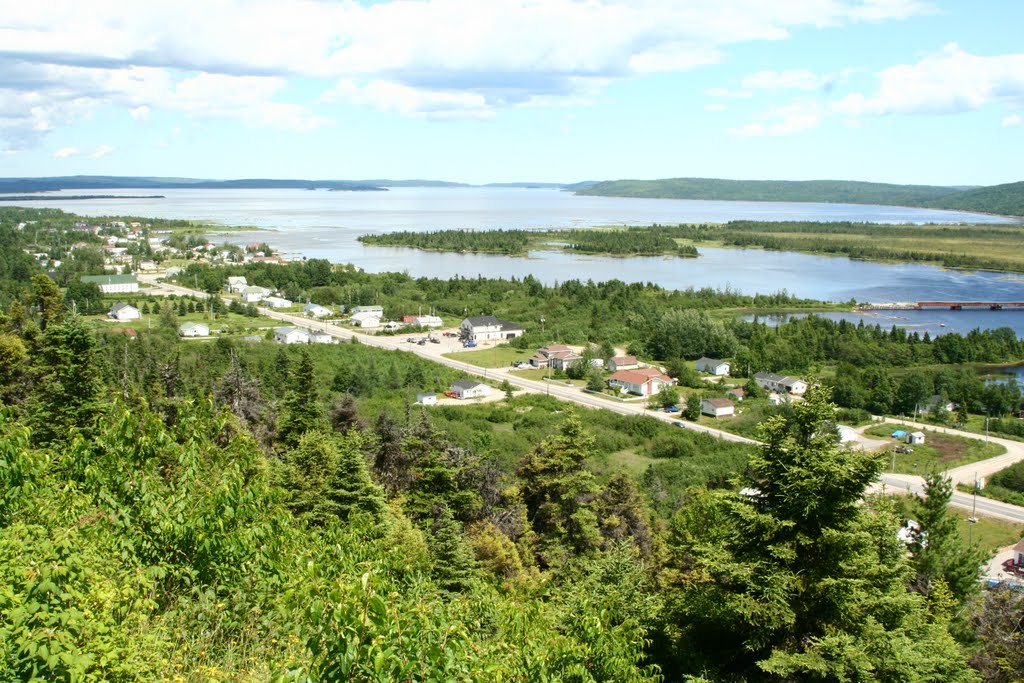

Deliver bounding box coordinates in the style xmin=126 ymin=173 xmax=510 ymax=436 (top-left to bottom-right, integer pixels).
xmin=1 ymin=0 xmax=1022 ymax=186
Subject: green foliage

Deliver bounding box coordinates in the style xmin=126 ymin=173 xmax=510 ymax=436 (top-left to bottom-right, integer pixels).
xmin=276 ymin=349 xmax=328 ymax=448
xmin=646 ymin=309 xmax=737 ymax=361
xmin=658 ymin=388 xmax=977 ymax=681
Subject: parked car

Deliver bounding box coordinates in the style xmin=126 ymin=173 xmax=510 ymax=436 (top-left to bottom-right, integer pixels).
xmin=417 ymin=339 xmax=427 ymax=345
xmin=463 ymin=341 xmax=477 ymax=348
xmin=663 ymin=405 xmax=681 ymax=413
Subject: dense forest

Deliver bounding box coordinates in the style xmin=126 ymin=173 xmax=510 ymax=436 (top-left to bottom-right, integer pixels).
xmin=575 ymin=177 xmax=1024 ymax=217
xmin=359 ymin=227 xmax=698 ymax=257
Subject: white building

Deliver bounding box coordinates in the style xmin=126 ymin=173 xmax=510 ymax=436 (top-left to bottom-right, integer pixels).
xmin=108 ymin=302 xmax=141 ymax=321
xmin=450 ymin=379 xmax=492 ymax=399
xmin=607 ymin=369 xmax=674 ymax=398
xmin=606 ymin=356 xmax=640 ymax=372
xmin=274 ymin=326 xmax=310 ymax=344
xmin=416 ymin=392 xmax=438 ymax=405
xmin=754 ymin=372 xmax=808 ymax=395
xmin=403 ymin=314 xmax=443 ymax=328
xmin=226 ymin=276 xmax=249 ymax=293
xmin=262 ymin=296 xmax=293 ymax=309
xmin=695 ymin=357 xmax=731 ymax=376
xmin=178 ymin=322 xmax=210 ymax=337
xmin=460 ymin=315 xmax=525 ymax=342
xmin=350 ymin=311 xmax=382 ymax=328
xmin=241 ymin=286 xmax=272 ymax=303
xmin=304 ymin=303 xmax=332 ymax=318
xmin=700 ymin=398 xmax=735 ymax=418
xmin=308 ymin=331 xmax=338 ymax=344
xmin=907 ymin=431 xmax=926 ymax=445
xmin=351 ymin=305 xmax=384 ymax=316
xmin=81 ymin=274 xmax=139 ymax=294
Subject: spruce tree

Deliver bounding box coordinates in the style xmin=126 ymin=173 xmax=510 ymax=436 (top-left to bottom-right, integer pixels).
xmin=276 ymin=349 xmax=326 ymax=449
xmin=429 ymin=505 xmax=478 ymax=592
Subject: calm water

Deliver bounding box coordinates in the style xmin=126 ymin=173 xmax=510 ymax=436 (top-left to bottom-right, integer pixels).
xmin=744 ymin=311 xmax=1024 ymax=339
xmin=6 ymin=187 xmax=1024 ymax=335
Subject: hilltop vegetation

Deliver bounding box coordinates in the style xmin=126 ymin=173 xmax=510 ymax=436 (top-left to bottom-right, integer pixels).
xmin=576 ymin=176 xmax=1024 ymax=217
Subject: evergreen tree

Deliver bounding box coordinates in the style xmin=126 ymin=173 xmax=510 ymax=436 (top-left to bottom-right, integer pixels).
xmin=31 ymin=274 xmax=63 ymax=331
xmin=659 ymin=387 xmax=977 ymax=681
xmin=276 ymin=349 xmax=326 ymax=449
xmin=684 ymin=394 xmax=701 ymax=420
xmin=518 ymin=413 xmax=601 ymax=567
xmin=26 ymin=315 xmax=105 ymax=445
xmin=429 ymin=505 xmax=478 ymax=592
xmin=910 ymin=473 xmax=985 ymax=603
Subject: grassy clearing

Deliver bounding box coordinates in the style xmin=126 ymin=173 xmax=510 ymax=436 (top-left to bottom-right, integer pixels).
xmin=866 ymin=425 xmax=1006 ymax=474
xmin=887 ymin=495 xmax=1022 ymax=556
xmin=444 ymin=345 xmax=535 ymax=368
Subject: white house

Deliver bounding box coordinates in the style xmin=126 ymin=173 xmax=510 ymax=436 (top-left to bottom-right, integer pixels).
xmin=916 ymin=395 xmax=955 ymax=415
xmin=108 ymin=302 xmax=141 ymax=321
xmin=81 ymin=274 xmax=139 ymax=294
xmin=226 ymin=276 xmax=249 ymax=293
xmin=727 ymin=388 xmax=746 ymax=402
xmin=178 ymin=321 xmax=210 ymax=337
xmin=754 ymin=372 xmax=808 ymax=395
xmin=700 ymin=398 xmax=735 ymax=418
xmin=695 ymin=357 xmax=730 ymax=376
xmin=241 ymin=286 xmax=272 ymax=303
xmin=907 ymin=431 xmax=926 ymax=445
xmin=304 ymin=303 xmax=332 ymax=318
xmin=402 ymin=314 xmax=443 ymax=328
xmin=607 ymin=369 xmax=673 ymax=398
xmin=450 ymin=379 xmax=492 ymax=399
xmin=529 ymin=344 xmax=571 ymax=368
xmin=416 ymin=392 xmax=438 ymax=406
xmin=274 ymin=326 xmax=310 ymax=344
xmin=606 ymin=355 xmax=640 ymax=372
xmin=549 ymin=351 xmax=582 ymax=372
xmin=308 ymin=331 xmax=338 ymax=344
xmin=351 ymin=305 xmax=384 ymax=316
xmin=350 ymin=311 xmax=382 ymax=328
xmin=262 ymin=296 xmax=293 ymax=309
xmin=460 ymin=316 xmax=525 ymax=342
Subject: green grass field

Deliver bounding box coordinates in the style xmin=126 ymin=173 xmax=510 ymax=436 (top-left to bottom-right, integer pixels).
xmin=867 ymin=425 xmax=1006 ymax=474
xmin=444 ymin=345 xmax=536 ymax=368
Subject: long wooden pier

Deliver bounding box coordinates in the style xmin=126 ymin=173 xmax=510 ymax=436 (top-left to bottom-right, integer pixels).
xmin=859 ymin=301 xmax=1024 ymax=311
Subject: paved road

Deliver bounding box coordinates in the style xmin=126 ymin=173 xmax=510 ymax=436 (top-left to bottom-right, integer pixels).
xmin=139 ymin=275 xmax=1024 ymax=520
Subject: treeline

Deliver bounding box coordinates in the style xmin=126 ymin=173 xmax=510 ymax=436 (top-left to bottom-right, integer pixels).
xmin=359 ymin=228 xmax=532 ymax=255
xmin=0 ymin=296 xmax=998 ymax=679
xmin=561 ymin=227 xmax=697 ymax=257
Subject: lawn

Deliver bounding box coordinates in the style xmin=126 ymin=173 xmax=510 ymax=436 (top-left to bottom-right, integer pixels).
xmin=867 ymin=425 xmax=1006 ymax=474
xmin=444 ymin=345 xmax=536 ymax=368
xmin=886 ymin=495 xmax=1022 ymax=556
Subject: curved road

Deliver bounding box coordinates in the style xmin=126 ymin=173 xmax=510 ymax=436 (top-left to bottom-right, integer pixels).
xmin=140 ymin=275 xmax=1024 ymax=522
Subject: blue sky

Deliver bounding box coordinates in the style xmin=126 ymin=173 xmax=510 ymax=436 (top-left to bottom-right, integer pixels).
xmin=2 ymin=0 xmax=1022 ymax=185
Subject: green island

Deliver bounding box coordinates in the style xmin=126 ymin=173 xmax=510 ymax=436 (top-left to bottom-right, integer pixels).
xmin=575 ymin=177 xmax=1024 ymax=217
xmin=1 ymin=205 xmax=1023 ymax=681
xmin=358 ymin=226 xmax=699 ymax=257
xmin=359 ymin=220 xmax=1024 ymax=271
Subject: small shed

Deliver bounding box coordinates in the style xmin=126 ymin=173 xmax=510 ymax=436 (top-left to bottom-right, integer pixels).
xmin=700 ymin=398 xmax=735 ymax=418
xmin=178 ymin=321 xmax=210 ymax=337
xmin=416 ymin=392 xmax=438 ymax=406
xmin=907 ymin=431 xmax=926 ymax=445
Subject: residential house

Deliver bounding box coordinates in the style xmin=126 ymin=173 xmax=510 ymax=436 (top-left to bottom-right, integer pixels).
xmin=81 ymin=274 xmax=139 ymax=294
xmin=308 ymin=331 xmax=338 ymax=344
xmin=262 ymin=296 xmax=293 ymax=309
xmin=351 ymin=305 xmax=384 ymax=316
xmin=108 ymin=302 xmax=141 ymax=321
xmin=178 ymin=321 xmax=210 ymax=337
xmin=226 ymin=276 xmax=249 ymax=293
xmin=241 ymin=286 xmax=272 ymax=303
xmin=606 ymin=356 xmax=639 ymax=372
xmin=754 ymin=372 xmax=807 ymax=395
xmin=727 ymin=388 xmax=745 ymax=402
xmin=548 ymin=351 xmax=582 ymax=372
xmin=274 ymin=327 xmax=310 ymax=344
xmin=402 ymin=314 xmax=443 ymax=328
xmin=350 ymin=311 xmax=382 ymax=328
xmin=700 ymin=398 xmax=735 ymax=418
xmin=450 ymin=379 xmax=492 ymax=400
xmin=529 ymin=344 xmax=571 ymax=368
xmin=695 ymin=357 xmax=730 ymax=376
xmin=416 ymin=392 xmax=438 ymax=406
xmin=607 ymin=369 xmax=674 ymax=398
xmin=907 ymin=431 xmax=926 ymax=445
xmin=460 ymin=316 xmax=525 ymax=342
xmin=303 ymin=303 xmax=332 ymax=318
xmin=916 ymin=395 xmax=955 ymax=415
xmin=768 ymin=392 xmax=783 ymax=406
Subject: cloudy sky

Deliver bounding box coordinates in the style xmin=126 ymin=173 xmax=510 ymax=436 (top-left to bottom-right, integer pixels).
xmin=2 ymin=0 xmax=1022 ymax=185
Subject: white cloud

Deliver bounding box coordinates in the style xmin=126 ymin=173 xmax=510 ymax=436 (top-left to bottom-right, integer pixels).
xmin=704 ymin=103 xmax=727 ymax=112
xmin=90 ymin=145 xmax=114 ymax=158
xmin=832 ymin=43 xmax=1024 ymax=117
xmin=0 ymin=0 xmax=935 ymax=147
xmin=1003 ymin=114 xmax=1022 ymax=127
xmin=742 ymin=69 xmax=832 ymax=91
xmin=706 ymin=87 xmax=753 ymax=99
xmin=728 ymin=101 xmax=821 ymax=137
xmin=53 ymin=146 xmax=78 ymax=157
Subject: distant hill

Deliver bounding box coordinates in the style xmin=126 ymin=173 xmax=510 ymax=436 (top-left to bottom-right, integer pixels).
xmin=575 ymin=177 xmax=967 ymax=206
xmin=926 ymin=180 xmax=1024 ymax=217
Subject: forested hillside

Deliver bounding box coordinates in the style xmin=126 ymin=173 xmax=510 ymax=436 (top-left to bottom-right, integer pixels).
xmin=927 ymin=180 xmax=1024 ymax=217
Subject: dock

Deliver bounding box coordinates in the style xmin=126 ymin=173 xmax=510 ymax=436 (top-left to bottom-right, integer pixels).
xmin=858 ymin=301 xmax=1024 ymax=311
